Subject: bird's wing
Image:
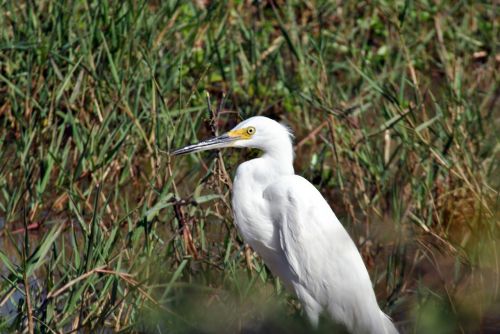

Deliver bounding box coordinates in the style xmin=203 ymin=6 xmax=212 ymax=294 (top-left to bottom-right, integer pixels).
xmin=263 ymin=175 xmax=384 ymax=330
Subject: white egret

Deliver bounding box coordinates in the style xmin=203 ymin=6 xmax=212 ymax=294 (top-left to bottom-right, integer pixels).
xmin=172 ymin=116 xmax=398 ymax=334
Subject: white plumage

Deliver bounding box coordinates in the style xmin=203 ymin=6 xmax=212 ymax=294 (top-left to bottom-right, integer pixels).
xmin=173 ymin=116 xmax=398 ymax=334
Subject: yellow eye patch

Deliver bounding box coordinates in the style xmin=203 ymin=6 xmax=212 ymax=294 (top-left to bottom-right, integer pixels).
xmin=228 ymin=126 xmax=256 ymax=139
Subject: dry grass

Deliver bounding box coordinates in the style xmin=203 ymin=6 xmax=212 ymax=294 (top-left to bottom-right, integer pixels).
xmin=0 ymin=0 xmax=498 ymax=332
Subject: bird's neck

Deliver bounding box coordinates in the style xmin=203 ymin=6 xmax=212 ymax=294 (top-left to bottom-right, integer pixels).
xmin=260 ymin=140 xmax=294 ymax=176
xmin=260 ymin=155 xmax=293 ymax=176
xmin=234 ymin=139 xmax=294 ymax=192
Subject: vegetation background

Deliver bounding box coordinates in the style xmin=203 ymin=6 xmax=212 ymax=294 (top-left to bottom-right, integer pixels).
xmin=0 ymin=0 xmax=498 ymax=333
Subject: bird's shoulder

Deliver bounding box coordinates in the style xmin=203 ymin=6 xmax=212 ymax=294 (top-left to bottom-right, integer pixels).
xmin=262 ymin=175 xmax=347 ymax=239
xmin=263 ymin=175 xmax=332 ymax=214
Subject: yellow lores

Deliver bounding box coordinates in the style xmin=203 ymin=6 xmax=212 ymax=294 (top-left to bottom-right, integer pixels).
xmin=228 ymin=126 xmax=256 ymax=140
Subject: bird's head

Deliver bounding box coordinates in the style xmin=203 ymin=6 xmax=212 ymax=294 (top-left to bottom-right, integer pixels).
xmin=171 ymin=116 xmax=293 ymax=156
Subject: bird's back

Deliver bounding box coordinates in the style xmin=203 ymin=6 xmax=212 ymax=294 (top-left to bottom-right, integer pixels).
xmin=262 ymin=175 xmax=396 ymax=334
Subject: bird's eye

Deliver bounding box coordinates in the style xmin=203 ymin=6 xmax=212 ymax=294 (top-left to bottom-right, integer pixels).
xmin=246 ymin=127 xmax=256 ymax=135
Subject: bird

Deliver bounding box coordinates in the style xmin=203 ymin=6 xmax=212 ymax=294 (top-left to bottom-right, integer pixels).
xmin=172 ymin=116 xmax=398 ymax=334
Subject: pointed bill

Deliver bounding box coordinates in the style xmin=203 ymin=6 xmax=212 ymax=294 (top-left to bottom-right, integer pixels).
xmin=171 ymin=133 xmax=240 ymax=156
